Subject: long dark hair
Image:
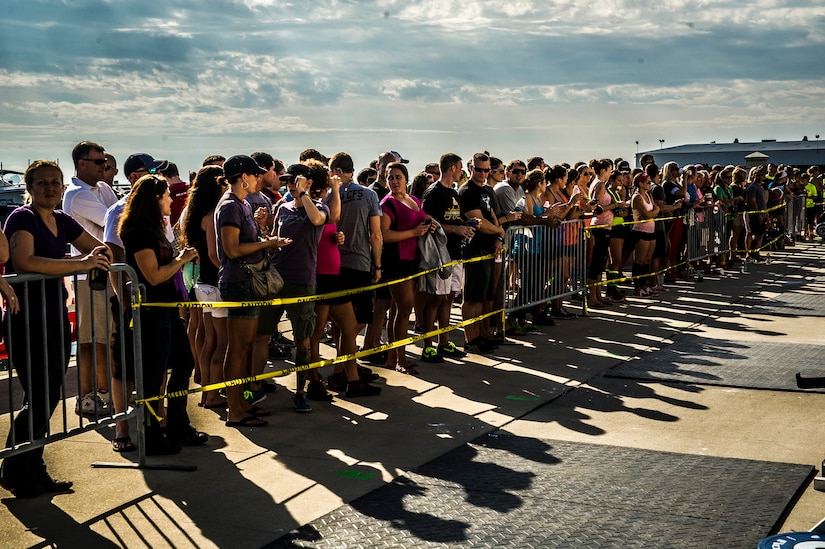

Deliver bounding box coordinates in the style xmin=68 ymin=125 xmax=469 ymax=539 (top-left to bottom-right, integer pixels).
xmin=119 ymin=175 xmax=168 ymax=243
xmin=183 ymin=165 xmax=224 ymax=246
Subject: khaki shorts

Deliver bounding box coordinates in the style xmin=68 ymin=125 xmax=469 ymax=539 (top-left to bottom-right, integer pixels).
xmin=435 ymin=263 xmax=464 ymax=296
xmin=256 ymin=283 xmax=316 ymax=341
xmin=74 ymin=279 xmax=114 ymax=344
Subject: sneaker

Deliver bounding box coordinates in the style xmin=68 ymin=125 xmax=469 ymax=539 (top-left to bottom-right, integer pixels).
xmin=633 ymin=287 xmax=651 ymax=298
xmin=413 ymin=324 xmax=425 ymax=334
xmin=519 ymin=321 xmax=543 ymax=335
xmin=243 ymin=387 xmax=267 ymax=407
xmin=357 ymin=365 xmax=380 ymax=382
xmin=464 ymin=337 xmax=496 ymax=354
xmin=271 ymin=333 xmax=294 ymax=347
xmin=549 ymin=309 xmax=577 ymax=320
xmin=346 ymin=381 xmax=382 ymax=397
xmin=293 ymin=393 xmax=312 ymax=413
xmin=363 ymin=350 xmax=388 ymax=365
xmin=262 ymin=381 xmax=278 ymax=393
xmin=326 ymin=372 xmax=348 ymax=392
xmin=606 ymin=286 xmax=626 ymax=302
xmin=75 ymin=391 xmax=111 ymax=417
xmin=437 ymin=341 xmax=467 ymax=358
xmin=504 ymin=318 xmax=526 ymax=336
xmin=166 ymin=425 xmax=209 ymax=447
xmin=420 ymin=346 xmax=444 ymax=363
xmin=307 ymin=380 xmax=333 ymax=402
xmin=531 ymin=313 xmax=555 ymax=326
xmin=269 ymin=344 xmax=292 ymax=360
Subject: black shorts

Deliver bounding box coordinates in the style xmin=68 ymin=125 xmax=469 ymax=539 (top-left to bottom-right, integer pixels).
xmin=610 ymin=224 xmax=628 ymax=240
xmin=464 ymin=257 xmax=495 ymax=302
xmin=653 ymin=229 xmax=667 ymax=258
xmin=382 ymin=259 xmax=419 ymax=282
xmin=747 ymin=214 xmax=766 ymax=236
xmin=315 ymin=273 xmax=351 ymax=305
xmin=632 ymin=231 xmax=656 ymax=242
xmin=340 ymin=267 xmax=374 ymax=324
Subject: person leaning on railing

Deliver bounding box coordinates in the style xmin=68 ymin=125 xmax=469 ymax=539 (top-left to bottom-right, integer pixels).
xmin=0 ymin=159 xmax=111 ymax=498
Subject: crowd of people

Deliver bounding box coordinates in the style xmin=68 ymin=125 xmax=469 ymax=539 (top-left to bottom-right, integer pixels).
xmin=0 ymin=140 xmax=822 ymax=498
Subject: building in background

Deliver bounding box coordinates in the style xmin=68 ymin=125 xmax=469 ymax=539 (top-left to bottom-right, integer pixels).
xmin=637 ymin=138 xmax=825 ymax=168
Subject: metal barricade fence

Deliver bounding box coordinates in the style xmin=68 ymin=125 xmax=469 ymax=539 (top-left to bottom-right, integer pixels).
xmin=1 ymin=264 xmax=145 ymax=465
xmin=686 ymin=209 xmax=728 ymax=266
xmin=503 ymin=220 xmax=587 ymax=316
xmin=785 ymin=195 xmax=806 ymax=240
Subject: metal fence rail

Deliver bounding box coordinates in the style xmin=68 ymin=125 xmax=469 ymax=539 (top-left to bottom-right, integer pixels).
xmin=686 ymin=209 xmax=728 ymax=266
xmin=503 ymin=220 xmax=586 ymax=315
xmin=785 ymin=195 xmax=806 ymax=240
xmin=1 ymin=264 xmax=145 ymax=464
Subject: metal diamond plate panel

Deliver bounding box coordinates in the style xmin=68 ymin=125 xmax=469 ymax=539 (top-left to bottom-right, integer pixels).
xmin=606 ymin=336 xmax=825 ymax=392
xmin=738 ymin=292 xmax=825 ymax=317
xmin=268 ymin=435 xmax=812 ymax=549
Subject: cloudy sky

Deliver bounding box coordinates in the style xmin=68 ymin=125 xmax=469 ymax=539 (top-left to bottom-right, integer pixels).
xmin=1 ymin=0 xmax=824 ymax=180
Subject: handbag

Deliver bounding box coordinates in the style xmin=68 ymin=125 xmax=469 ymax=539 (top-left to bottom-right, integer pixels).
xmin=239 ymin=255 xmax=284 ymax=300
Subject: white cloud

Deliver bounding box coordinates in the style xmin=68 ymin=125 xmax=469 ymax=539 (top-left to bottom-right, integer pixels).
xmin=0 ymin=0 xmax=823 ymax=175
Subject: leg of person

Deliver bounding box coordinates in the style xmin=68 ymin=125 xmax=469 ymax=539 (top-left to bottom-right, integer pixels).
xmin=165 ymin=310 xmax=207 ymax=446
xmin=206 ymin=314 xmax=229 ymax=407
xmin=419 ymin=288 xmax=442 ymax=363
xmin=388 ymin=279 xmax=416 ymax=374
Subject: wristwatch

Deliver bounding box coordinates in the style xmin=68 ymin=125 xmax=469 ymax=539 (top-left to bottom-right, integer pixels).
xmin=299 ymin=191 xmax=308 ymax=198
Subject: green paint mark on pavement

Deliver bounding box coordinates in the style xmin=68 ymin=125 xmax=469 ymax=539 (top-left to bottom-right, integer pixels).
xmin=336 ymin=470 xmax=375 ymax=480
xmin=506 ymin=395 xmax=540 ymax=402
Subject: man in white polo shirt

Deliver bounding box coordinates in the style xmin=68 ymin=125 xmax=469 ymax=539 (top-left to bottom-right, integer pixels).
xmin=63 ymin=141 xmax=119 ymax=417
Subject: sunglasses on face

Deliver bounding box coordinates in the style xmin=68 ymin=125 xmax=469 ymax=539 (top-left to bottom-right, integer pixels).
xmin=508 ymin=169 xmax=526 ymax=175
xmin=473 ymin=166 xmax=491 ymax=173
xmin=81 ymin=158 xmax=107 ymax=166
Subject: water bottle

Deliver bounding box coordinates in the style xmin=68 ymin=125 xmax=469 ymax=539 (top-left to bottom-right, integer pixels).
xmin=463 ymin=219 xmax=479 ymax=246
xmin=740 ymin=257 xmax=749 ymax=275
xmin=88 ymin=250 xmax=108 ymax=291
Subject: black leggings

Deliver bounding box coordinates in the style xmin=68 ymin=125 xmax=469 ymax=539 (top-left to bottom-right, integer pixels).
xmin=588 ymin=228 xmax=611 ymax=280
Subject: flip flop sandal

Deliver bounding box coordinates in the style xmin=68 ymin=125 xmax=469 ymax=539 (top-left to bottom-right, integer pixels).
xmin=244 ymin=406 xmax=271 ymax=417
xmin=112 ymin=436 xmax=136 ymax=452
xmin=395 ymin=364 xmax=419 ymax=375
xmin=225 ymin=415 xmax=268 ymax=428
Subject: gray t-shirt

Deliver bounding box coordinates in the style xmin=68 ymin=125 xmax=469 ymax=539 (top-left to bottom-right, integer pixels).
xmin=271 ymin=200 xmax=329 ymax=286
xmin=493 ymin=181 xmax=524 ymax=213
xmin=337 ymin=182 xmax=381 ymax=272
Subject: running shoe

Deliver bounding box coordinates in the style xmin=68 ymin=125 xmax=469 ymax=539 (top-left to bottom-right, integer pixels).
xmin=420 ymin=346 xmax=444 ymax=363
xmin=437 ymin=341 xmax=467 ymax=358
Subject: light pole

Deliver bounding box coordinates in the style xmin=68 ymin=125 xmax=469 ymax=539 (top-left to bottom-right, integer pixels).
xmin=635 ymin=141 xmax=639 ymax=154
xmin=817 ymin=134 xmax=820 ymax=155
xmin=659 ymin=139 xmax=665 ymax=149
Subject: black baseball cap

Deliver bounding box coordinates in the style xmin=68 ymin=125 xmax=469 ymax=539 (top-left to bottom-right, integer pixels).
xmin=223 ymin=155 xmax=267 ymax=179
xmin=279 ymin=163 xmax=311 ymax=182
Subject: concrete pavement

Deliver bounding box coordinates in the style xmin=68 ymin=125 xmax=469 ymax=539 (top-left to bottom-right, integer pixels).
xmin=1 ymin=242 xmax=824 ymax=547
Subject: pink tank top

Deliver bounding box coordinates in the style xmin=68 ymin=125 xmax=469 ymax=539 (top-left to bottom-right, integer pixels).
xmin=632 ymin=192 xmax=655 ymax=234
